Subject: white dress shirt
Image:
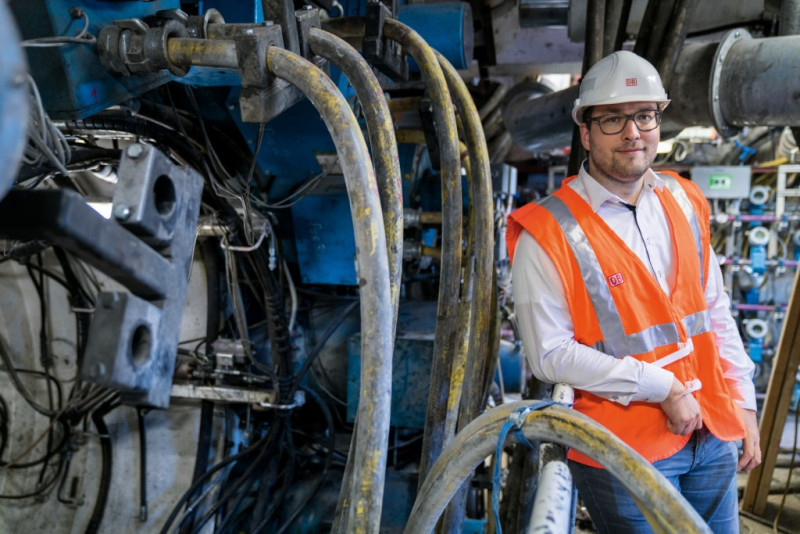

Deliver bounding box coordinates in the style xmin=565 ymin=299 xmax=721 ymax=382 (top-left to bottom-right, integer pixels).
xmin=511 ymin=164 xmax=756 ymax=410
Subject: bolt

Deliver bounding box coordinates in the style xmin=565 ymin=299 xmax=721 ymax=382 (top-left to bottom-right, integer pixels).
xmin=126 ymin=143 xmax=144 ymax=159
xmin=113 ymin=203 xmax=131 ymax=220
xmin=734 ymin=31 xmax=740 ymax=38
xmin=11 ymin=73 xmax=25 ymax=88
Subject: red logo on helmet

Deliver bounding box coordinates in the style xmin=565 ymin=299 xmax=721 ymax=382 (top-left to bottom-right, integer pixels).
xmin=608 ymin=273 xmax=624 ymax=286
xmin=625 ymin=78 xmax=638 ymax=86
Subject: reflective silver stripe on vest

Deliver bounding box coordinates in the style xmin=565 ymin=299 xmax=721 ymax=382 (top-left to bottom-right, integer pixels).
xmin=683 ymin=309 xmax=712 ymax=337
xmin=540 ymin=195 xmax=697 ymax=357
xmin=660 ymin=173 xmax=705 ymax=288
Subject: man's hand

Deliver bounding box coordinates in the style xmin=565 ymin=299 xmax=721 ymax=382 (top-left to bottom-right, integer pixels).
xmin=660 ymin=378 xmax=703 ymax=435
xmin=738 ymin=409 xmax=761 ymax=472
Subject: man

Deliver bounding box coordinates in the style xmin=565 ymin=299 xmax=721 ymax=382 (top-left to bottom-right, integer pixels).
xmin=506 ymin=50 xmax=761 ymax=533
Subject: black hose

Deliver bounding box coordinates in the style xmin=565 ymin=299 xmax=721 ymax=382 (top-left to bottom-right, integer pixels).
xmin=290 ymin=300 xmax=359 ymax=397
xmin=160 ymin=434 xmax=272 ymax=534
xmin=274 ymin=387 xmax=335 ymax=534
xmin=63 ymin=115 xmax=202 ymax=169
xmin=190 ymin=425 xmax=283 ymax=534
xmin=137 ymin=407 xmax=148 ymax=522
xmin=84 ymin=399 xmax=117 ymax=534
xmin=0 ymin=394 xmax=8 ymax=462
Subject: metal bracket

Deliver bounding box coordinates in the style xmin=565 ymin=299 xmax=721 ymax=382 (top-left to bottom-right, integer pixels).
xmin=86 ymin=144 xmax=203 ymax=408
xmin=295 ymin=6 xmax=322 ymax=61
xmin=0 ymin=144 xmax=204 ymax=408
xmin=364 ymin=0 xmax=408 ymax=81
xmin=206 ymin=22 xmax=328 ymax=123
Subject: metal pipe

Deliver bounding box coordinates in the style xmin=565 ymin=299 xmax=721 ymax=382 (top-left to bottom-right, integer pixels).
xmin=528 ymin=385 xmax=575 ymax=531
xmin=602 ymin=0 xmax=624 ymax=56
xmin=502 ymin=85 xmax=576 ymax=153
xmin=387 ymin=96 xmax=423 ymax=114
xmin=719 ymin=32 xmax=800 ymax=128
xmin=382 ymin=17 xmax=464 ymax=493
xmin=479 ymin=83 xmax=508 ymax=122
xmin=583 ymin=0 xmax=606 ymax=72
xmin=166 ymin=37 xmax=238 ymax=69
xmin=633 ymin=0 xmax=660 ymax=57
xmin=308 ymin=27 xmax=403 ymax=339
xmin=569 ymin=0 xmax=605 ymax=174
xmin=643 ymin=0 xmax=676 ymax=64
xmin=404 ymin=401 xmax=712 ymax=534
xmin=781 ymin=0 xmax=800 ymax=36
xmin=655 ymin=0 xmax=699 ymax=90
xmin=265 ymin=46 xmax=393 ymax=534
xmin=612 ymin=0 xmax=633 ymax=52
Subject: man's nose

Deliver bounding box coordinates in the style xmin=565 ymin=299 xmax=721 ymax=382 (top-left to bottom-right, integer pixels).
xmin=621 ymin=117 xmax=641 ymax=140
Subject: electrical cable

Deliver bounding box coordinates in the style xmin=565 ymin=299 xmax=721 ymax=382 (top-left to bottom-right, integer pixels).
xmin=22 ymin=74 xmax=70 ymax=175
xmin=274 ymin=387 xmax=335 ymax=534
xmin=137 ymin=407 xmax=149 ymax=522
xmin=160 ymin=434 xmax=273 ymax=534
xmin=289 ymin=300 xmax=359 ymax=398
xmin=0 ymin=332 xmax=58 ymax=418
xmin=188 ymin=425 xmax=283 ymax=534
xmin=21 ymin=8 xmax=96 ymax=48
xmin=85 ymin=399 xmax=119 ymax=534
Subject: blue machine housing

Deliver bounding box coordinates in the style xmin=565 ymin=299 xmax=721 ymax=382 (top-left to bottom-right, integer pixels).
xmin=12 ymin=0 xmax=181 ymax=119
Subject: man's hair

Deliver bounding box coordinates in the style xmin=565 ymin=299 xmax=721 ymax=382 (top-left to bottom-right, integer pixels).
xmin=581 ymin=107 xmax=593 ymax=127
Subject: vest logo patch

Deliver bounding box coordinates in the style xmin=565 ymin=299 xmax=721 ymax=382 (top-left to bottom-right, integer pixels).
xmin=625 ymin=77 xmax=638 ymax=86
xmin=608 ymin=273 xmax=624 ymax=286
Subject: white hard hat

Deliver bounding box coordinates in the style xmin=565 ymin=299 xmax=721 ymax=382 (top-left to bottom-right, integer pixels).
xmin=572 ymin=50 xmax=670 ymax=125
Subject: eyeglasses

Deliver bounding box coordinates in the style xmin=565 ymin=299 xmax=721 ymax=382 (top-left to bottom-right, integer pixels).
xmin=587 ymin=110 xmax=662 ymax=135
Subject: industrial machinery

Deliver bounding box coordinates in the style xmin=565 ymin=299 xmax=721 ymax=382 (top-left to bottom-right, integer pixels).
xmin=1 ymin=0 xmax=800 ymax=532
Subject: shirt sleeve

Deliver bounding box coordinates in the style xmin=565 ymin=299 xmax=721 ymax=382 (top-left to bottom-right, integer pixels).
xmin=511 ymin=230 xmax=675 ymax=405
xmin=704 ymin=244 xmax=757 ymax=411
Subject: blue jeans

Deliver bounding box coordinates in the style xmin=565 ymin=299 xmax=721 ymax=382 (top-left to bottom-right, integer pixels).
xmin=570 ymin=428 xmax=739 ymax=534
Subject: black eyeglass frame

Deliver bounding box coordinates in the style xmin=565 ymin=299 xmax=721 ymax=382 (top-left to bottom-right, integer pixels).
xmin=586 ymin=110 xmax=662 ymax=135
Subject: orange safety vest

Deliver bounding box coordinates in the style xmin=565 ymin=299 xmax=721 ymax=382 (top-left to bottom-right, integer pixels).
xmin=507 ymin=171 xmax=746 ymax=466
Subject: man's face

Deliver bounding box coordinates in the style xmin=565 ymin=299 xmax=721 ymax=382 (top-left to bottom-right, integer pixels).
xmin=579 ymin=101 xmax=660 ymax=187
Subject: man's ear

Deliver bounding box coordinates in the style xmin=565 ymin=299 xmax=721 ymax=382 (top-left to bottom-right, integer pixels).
xmin=579 ymin=123 xmax=591 ymax=152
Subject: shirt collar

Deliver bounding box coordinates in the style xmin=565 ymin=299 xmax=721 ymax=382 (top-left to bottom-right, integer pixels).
xmin=575 ymin=160 xmax=664 ymax=212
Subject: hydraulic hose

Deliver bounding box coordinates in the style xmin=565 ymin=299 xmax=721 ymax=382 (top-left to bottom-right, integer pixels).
xmin=405 ymin=401 xmax=712 ymax=534
xmin=434 ymin=52 xmax=495 ymax=532
xmin=85 ymin=400 xmax=117 ymax=534
xmin=265 ymin=46 xmax=393 ymax=534
xmin=308 ymin=28 xmax=403 ymax=335
xmin=382 ymin=17 xmax=464 ymax=494
xmin=437 ymin=52 xmax=493 ymax=432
